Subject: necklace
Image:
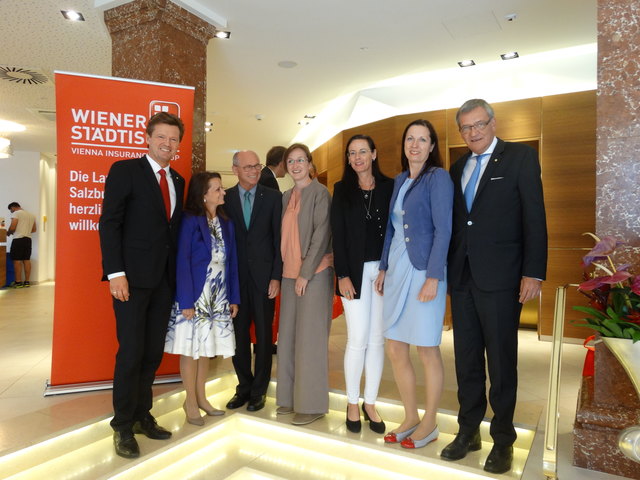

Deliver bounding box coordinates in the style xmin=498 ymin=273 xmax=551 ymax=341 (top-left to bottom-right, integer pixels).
xmin=358 ymin=177 xmax=375 ymax=198
xmin=361 ymin=187 xmax=374 ymax=220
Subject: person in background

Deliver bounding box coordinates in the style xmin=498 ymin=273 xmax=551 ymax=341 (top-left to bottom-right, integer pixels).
xmin=375 ymin=119 xmax=453 ymax=449
xmin=330 ymin=134 xmax=393 ymax=434
xmin=225 ymin=151 xmax=282 ymax=413
xmin=276 ymin=143 xmax=333 ymax=426
xmin=442 ymin=99 xmax=547 ymax=474
xmin=259 ymin=145 xmax=287 ymax=191
xmin=165 ymin=172 xmax=239 ymax=426
xmin=6 ymin=202 xmax=36 ymax=288
xmin=99 ymin=112 xmax=186 ymax=459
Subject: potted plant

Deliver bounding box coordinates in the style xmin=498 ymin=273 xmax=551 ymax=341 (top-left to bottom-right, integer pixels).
xmin=573 ymin=233 xmax=640 ymax=343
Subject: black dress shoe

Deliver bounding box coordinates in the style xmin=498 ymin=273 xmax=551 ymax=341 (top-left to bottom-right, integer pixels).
xmin=114 ymin=430 xmax=140 ymax=458
xmin=362 ymin=403 xmax=385 ymax=434
xmin=226 ymin=394 xmax=248 ymax=409
xmin=484 ymin=444 xmax=513 ymax=474
xmin=440 ymin=429 xmax=482 ymax=460
xmin=247 ymin=395 xmax=266 ymax=412
xmin=346 ymin=406 xmax=361 ymax=433
xmin=132 ymin=417 xmax=172 ymax=440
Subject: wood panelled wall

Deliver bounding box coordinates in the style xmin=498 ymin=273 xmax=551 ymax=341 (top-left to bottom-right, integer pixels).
xmin=313 ymin=91 xmax=596 ymax=339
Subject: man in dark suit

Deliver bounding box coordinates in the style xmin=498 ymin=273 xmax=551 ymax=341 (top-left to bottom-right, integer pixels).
xmin=258 ymin=145 xmax=286 ymax=191
xmin=442 ymin=99 xmax=547 ymax=474
xmin=225 ymin=150 xmax=282 ymax=412
xmin=99 ymin=112 xmax=186 ymax=459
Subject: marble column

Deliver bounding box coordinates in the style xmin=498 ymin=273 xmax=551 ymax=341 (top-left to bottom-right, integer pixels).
xmin=104 ymin=0 xmax=217 ymax=172
xmin=574 ymin=4 xmax=640 ymax=476
xmin=596 ymin=0 xmax=640 ymax=262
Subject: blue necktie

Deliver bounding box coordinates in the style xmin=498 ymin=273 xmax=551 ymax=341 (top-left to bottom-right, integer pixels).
xmin=463 ymin=154 xmax=486 ymax=211
xmin=243 ymin=190 xmax=252 ymax=229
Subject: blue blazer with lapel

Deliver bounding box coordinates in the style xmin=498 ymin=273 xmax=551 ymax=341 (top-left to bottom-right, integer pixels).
xmin=174 ymin=213 xmax=240 ymax=310
xmin=379 ymin=167 xmax=453 ymax=280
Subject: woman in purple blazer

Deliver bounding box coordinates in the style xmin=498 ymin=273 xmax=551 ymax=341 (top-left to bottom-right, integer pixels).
xmin=165 ymin=172 xmax=240 ymax=426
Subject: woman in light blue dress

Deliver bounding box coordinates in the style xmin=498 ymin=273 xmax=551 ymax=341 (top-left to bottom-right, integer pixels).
xmin=375 ymin=120 xmax=453 ymax=449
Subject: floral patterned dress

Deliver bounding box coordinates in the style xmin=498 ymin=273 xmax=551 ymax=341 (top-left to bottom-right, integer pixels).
xmin=165 ymin=216 xmax=235 ymax=359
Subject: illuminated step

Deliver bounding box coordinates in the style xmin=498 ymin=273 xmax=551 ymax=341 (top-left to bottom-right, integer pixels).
xmin=0 ymin=374 xmax=535 ymax=479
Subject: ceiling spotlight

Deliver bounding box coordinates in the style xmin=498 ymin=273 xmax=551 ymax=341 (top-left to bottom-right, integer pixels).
xmin=501 ymin=51 xmax=520 ymax=60
xmin=204 ymin=121 xmax=213 ymax=127
xmin=0 ymin=119 xmax=26 ymax=132
xmin=0 ymin=137 xmax=13 ymax=159
xmin=458 ymin=60 xmax=476 ymax=68
xmin=204 ymin=121 xmax=213 ymax=132
xmin=278 ymin=60 xmax=298 ymax=69
xmin=61 ymin=10 xmax=85 ymax=21
xmin=215 ymin=31 xmax=231 ymax=39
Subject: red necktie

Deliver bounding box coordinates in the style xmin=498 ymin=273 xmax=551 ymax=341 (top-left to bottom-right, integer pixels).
xmin=158 ymin=169 xmax=171 ymax=220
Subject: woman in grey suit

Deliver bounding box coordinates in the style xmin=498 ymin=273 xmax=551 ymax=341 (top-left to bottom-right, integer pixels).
xmin=375 ymin=119 xmax=453 ymax=449
xmin=276 ymin=143 xmax=333 ymax=426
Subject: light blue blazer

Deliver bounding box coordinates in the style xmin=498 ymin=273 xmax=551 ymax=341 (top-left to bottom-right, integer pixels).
xmin=379 ymin=167 xmax=453 ymax=280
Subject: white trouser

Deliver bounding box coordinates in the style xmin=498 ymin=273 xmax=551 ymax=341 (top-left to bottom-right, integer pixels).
xmin=342 ymin=261 xmax=385 ymax=405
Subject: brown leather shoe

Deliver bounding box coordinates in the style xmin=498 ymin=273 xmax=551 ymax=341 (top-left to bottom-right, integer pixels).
xmin=114 ymin=430 xmax=139 ymax=458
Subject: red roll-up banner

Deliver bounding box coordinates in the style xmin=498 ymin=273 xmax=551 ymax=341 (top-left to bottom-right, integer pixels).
xmin=50 ymin=72 xmax=194 ymax=390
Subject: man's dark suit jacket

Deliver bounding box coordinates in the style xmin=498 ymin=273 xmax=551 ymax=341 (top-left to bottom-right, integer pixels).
xmin=448 ymin=138 xmax=547 ymax=290
xmin=258 ymin=167 xmax=280 ymax=191
xmin=99 ymin=156 xmax=185 ymax=286
xmin=224 ymin=184 xmax=282 ymax=292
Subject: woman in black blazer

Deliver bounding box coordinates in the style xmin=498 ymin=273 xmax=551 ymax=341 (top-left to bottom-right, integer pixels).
xmin=330 ymin=134 xmax=393 ymax=434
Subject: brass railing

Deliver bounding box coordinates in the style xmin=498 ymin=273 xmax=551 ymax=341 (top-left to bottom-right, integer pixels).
xmin=543 ymin=285 xmax=568 ymax=479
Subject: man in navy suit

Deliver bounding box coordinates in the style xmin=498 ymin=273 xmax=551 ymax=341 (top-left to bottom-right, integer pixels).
xmin=99 ymin=112 xmax=186 ymax=459
xmin=442 ymin=99 xmax=547 ymax=474
xmin=225 ymin=150 xmax=282 ymax=412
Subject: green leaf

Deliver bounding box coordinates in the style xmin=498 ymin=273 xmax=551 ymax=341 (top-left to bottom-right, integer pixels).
xmin=602 ymin=319 xmax=624 ymax=337
xmin=571 ymin=322 xmax=615 ymax=337
xmin=573 ymin=306 xmax=607 ymax=321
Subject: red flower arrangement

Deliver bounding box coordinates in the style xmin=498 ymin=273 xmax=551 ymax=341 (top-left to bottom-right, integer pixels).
xmin=572 ymin=233 xmax=640 ymax=342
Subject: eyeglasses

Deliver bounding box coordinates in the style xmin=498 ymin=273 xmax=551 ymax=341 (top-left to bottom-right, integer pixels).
xmin=287 ymin=157 xmax=308 ymax=165
xmin=459 ymin=119 xmax=492 ymax=134
xmin=348 ymin=149 xmax=371 ymax=158
xmin=236 ymin=163 xmax=263 ymax=172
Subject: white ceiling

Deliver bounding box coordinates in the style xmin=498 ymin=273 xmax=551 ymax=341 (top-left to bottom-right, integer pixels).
xmin=0 ymin=0 xmax=596 ymax=171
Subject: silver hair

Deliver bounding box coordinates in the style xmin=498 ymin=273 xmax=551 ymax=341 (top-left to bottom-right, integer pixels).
xmin=456 ymin=99 xmax=495 ymax=126
xmin=232 ymin=151 xmax=240 ymax=166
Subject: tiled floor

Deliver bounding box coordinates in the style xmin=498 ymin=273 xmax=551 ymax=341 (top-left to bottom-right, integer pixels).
xmin=0 ymin=282 xmax=628 ymax=479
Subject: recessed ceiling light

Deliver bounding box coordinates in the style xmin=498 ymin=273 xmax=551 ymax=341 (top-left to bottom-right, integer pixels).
xmin=501 ymin=51 xmax=520 ymax=60
xmin=0 ymin=137 xmax=12 ymax=158
xmin=61 ymin=10 xmax=85 ymax=21
xmin=214 ymin=31 xmax=231 ymax=39
xmin=0 ymin=119 xmax=26 ymax=132
xmin=278 ymin=61 xmax=298 ymax=69
xmin=458 ymin=60 xmax=476 ymax=68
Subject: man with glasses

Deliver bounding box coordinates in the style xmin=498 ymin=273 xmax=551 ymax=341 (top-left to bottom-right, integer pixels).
xmin=224 ymin=150 xmax=282 ymax=412
xmin=443 ymin=99 xmax=547 ymax=474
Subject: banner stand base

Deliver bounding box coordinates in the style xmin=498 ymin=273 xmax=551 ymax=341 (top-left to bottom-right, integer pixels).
xmin=44 ymin=374 xmax=182 ymax=397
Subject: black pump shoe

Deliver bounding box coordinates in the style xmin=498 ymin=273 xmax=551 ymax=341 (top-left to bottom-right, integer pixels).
xmin=346 ymin=406 xmax=362 ymax=433
xmin=362 ymin=403 xmax=386 ymax=434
